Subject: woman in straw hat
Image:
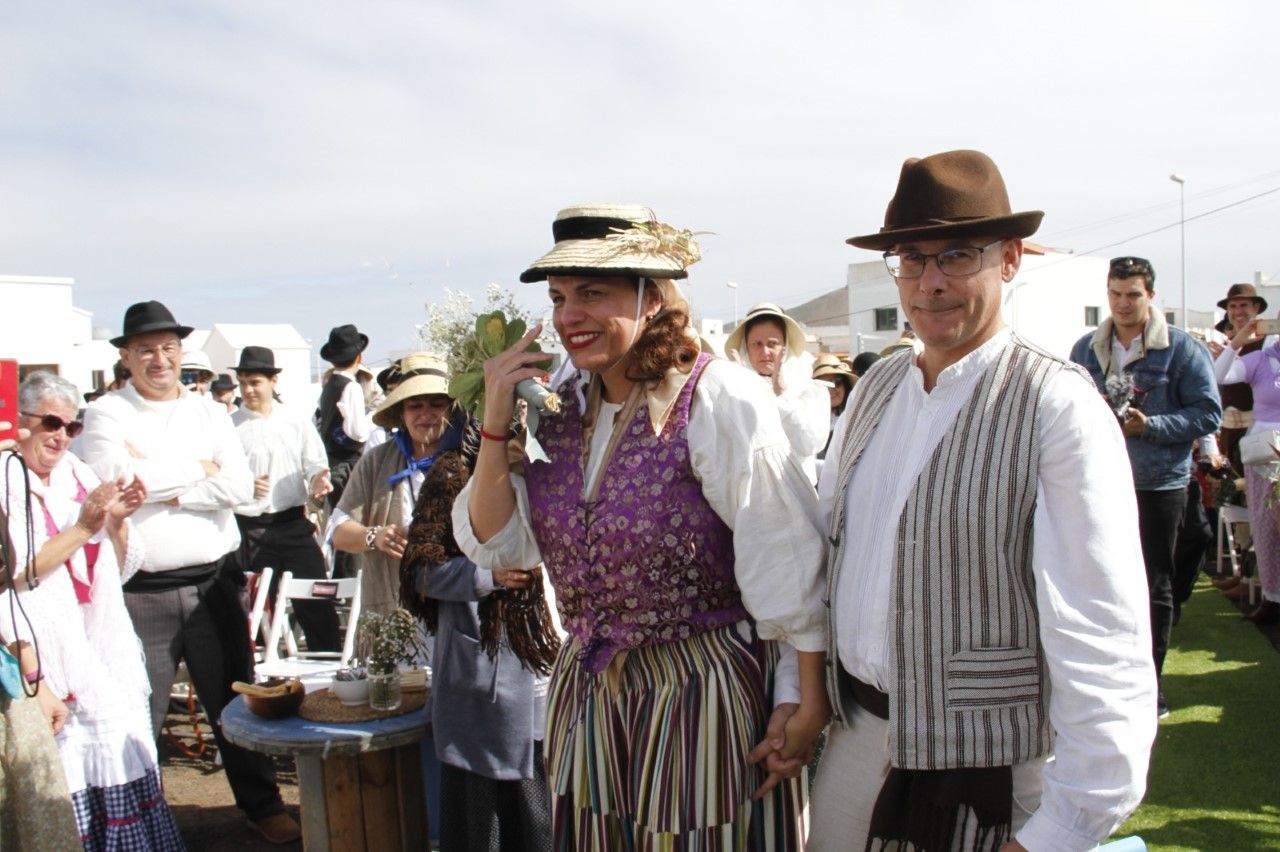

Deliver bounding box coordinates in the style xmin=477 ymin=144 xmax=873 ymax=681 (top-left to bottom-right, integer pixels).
xmin=726 ymin=303 xmax=830 ymax=485
xmin=332 ymin=353 xmax=560 ymax=849
xmin=454 ymin=204 xmax=828 ymax=849
xmin=811 ymin=353 xmax=856 ymax=460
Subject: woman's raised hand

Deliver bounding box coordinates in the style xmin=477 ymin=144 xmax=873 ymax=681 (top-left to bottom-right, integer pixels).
xmin=481 ymin=322 xmax=548 ymax=435
xmin=1231 ymin=319 xmax=1261 ymax=350
xmin=108 ymin=476 xmax=147 ymax=526
xmin=76 ymin=482 xmax=119 ymax=535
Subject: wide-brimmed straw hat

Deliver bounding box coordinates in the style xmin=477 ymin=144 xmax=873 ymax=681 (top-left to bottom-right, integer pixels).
xmin=372 ymin=353 xmax=450 ymax=429
xmin=812 ymin=353 xmax=855 ymax=384
xmin=111 ymin=301 xmax=194 ymax=348
xmin=846 ymin=150 xmax=1043 ymax=251
xmin=725 ymin=303 xmax=808 ymax=358
xmin=1217 ymin=282 xmax=1268 ymax=312
xmin=520 ymin=203 xmax=703 ymax=283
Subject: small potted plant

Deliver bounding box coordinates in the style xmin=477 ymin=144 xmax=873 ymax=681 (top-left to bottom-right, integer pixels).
xmin=329 ymin=662 xmax=369 ymax=706
xmin=358 ymin=609 xmax=424 ymax=711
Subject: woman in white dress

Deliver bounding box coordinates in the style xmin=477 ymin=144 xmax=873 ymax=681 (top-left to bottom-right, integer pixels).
xmin=0 ymin=371 xmax=185 ymax=851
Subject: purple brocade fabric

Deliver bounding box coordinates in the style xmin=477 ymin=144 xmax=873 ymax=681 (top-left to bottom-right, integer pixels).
xmin=526 ymin=353 xmax=748 ymax=673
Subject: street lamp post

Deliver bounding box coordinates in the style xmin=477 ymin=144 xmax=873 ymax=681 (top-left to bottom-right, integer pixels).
xmin=1170 ymin=173 xmax=1187 ymax=330
xmin=726 ymin=281 xmax=739 ymax=327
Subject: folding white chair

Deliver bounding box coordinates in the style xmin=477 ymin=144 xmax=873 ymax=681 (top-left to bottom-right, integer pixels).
xmin=245 ymin=566 xmax=274 ymax=662
xmin=1216 ymin=504 xmax=1257 ymax=604
xmin=254 ymin=570 xmax=362 ymax=681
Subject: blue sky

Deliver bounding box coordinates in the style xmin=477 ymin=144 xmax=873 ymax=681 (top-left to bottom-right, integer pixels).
xmin=2 ymin=1 xmax=1276 ymax=362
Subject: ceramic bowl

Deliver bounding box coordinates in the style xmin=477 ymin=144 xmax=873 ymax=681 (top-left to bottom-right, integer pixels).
xmin=330 ymin=676 xmax=370 ymax=706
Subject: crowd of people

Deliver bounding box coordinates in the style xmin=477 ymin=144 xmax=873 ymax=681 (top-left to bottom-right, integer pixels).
xmin=0 ymin=147 xmax=1268 ymax=851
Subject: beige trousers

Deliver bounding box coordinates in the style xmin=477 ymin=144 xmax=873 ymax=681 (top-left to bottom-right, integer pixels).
xmin=809 ymin=704 xmax=1046 ymax=851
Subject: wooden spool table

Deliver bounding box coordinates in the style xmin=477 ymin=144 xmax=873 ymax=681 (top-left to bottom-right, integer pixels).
xmin=221 ymin=693 xmax=430 ymax=851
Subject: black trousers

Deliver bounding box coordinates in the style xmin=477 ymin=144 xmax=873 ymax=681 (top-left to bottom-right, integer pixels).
xmin=235 ymin=510 xmax=342 ymax=653
xmin=1136 ymin=488 xmax=1188 ymax=677
xmin=1172 ymin=479 xmax=1213 ymax=614
xmin=125 ymin=561 xmax=284 ymax=820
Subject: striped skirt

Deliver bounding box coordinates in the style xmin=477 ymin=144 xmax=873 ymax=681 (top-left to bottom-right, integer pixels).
xmin=545 ymin=624 xmax=807 ymax=851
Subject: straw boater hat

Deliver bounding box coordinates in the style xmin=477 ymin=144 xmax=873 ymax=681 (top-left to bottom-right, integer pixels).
xmin=520 ymin=203 xmax=703 ymax=283
xmin=846 ymin=149 xmax=1043 ymax=251
xmin=812 ymin=353 xmax=855 ymax=384
xmin=725 ymin=303 xmax=808 ymax=359
xmin=1217 ymin=282 xmax=1268 ymax=312
xmin=372 ymin=353 xmax=450 ymax=429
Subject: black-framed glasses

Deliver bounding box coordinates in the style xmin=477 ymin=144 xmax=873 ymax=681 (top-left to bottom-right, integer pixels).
xmin=21 ymin=411 xmax=84 ymax=438
xmin=1110 ymin=256 xmax=1153 ymax=277
xmin=883 ymin=241 xmax=1001 ymax=279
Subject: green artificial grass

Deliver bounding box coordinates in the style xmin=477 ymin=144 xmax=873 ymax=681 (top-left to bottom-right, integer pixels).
xmin=1115 ymin=579 xmax=1280 ymax=850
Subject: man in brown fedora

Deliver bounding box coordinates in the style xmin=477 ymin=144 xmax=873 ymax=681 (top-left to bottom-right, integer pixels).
xmin=1210 ymin=282 xmax=1268 ymax=471
xmin=811 ymin=151 xmax=1156 ymax=851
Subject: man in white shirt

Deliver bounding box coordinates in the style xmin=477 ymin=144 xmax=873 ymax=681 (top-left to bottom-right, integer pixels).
xmin=231 ymin=346 xmax=340 ymax=652
xmin=79 ymin=301 xmax=301 ymax=845
xmin=812 ymin=151 xmax=1156 ymax=852
xmin=314 ymin=324 xmax=373 ymax=579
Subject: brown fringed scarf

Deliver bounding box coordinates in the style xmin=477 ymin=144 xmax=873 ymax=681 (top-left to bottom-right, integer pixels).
xmin=398 ymin=450 xmax=561 ymax=676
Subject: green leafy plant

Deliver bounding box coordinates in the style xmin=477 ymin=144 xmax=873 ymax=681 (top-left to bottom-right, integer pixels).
xmin=357 ymin=609 xmax=424 ymax=674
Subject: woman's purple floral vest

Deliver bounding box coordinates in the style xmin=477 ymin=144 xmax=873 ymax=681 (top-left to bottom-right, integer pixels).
xmin=525 ymin=353 xmax=748 ymax=673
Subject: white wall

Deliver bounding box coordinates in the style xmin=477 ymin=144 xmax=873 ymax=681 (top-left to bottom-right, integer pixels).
xmin=0 ymin=275 xmax=121 ymax=396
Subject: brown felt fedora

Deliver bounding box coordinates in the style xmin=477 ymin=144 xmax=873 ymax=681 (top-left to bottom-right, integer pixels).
xmin=1217 ymin=282 xmax=1268 ymax=312
xmin=846 ymin=150 xmax=1043 ymax=251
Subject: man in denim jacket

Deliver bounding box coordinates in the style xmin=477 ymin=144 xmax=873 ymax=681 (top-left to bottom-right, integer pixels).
xmin=1070 ymin=257 xmax=1221 ymax=716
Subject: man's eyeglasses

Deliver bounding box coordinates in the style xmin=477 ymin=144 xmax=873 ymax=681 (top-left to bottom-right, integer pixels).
xmin=1110 ymin=256 xmax=1153 ymax=278
xmin=130 ymin=342 xmax=182 ymax=360
xmin=21 ymin=411 xmax=84 ymax=438
xmin=883 ymin=241 xmax=1002 ymax=279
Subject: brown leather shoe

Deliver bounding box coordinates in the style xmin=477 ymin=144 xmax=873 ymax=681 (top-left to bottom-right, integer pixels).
xmin=1245 ymin=600 xmax=1280 ymax=625
xmin=1212 ymin=575 xmax=1243 ymax=590
xmin=249 ymin=812 xmax=301 ymax=845
xmin=1222 ymin=583 xmax=1252 ymax=601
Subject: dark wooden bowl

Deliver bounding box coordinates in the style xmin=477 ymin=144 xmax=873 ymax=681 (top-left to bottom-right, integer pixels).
xmin=243 ymin=678 xmax=305 ymax=719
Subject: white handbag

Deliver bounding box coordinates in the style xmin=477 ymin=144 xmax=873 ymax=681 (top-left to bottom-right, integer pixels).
xmin=1240 ymin=430 xmax=1280 ymax=467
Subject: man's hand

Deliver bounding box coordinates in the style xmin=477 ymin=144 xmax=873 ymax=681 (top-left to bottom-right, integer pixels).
xmin=310 ymin=471 xmax=333 ymax=502
xmin=1122 ymin=408 xmax=1147 ymax=437
xmin=253 ymin=475 xmax=270 ymax=500
xmin=200 ymin=459 xmax=220 ymax=477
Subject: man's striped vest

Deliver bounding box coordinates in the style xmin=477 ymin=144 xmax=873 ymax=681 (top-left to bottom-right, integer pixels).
xmin=826 ymin=336 xmax=1079 ymax=770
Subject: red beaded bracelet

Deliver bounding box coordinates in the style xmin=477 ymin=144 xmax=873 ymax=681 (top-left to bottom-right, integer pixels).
xmin=479 ymin=425 xmax=513 ymax=442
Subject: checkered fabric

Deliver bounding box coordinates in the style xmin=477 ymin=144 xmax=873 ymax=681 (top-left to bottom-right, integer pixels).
xmin=72 ymin=768 xmax=186 ymax=851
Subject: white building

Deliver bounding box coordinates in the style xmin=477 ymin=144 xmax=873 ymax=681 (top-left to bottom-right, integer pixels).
xmin=839 ymin=245 xmax=1219 ymax=360
xmin=0 ymin=275 xmax=119 ymax=397
xmin=0 ymin=274 xmax=316 ymax=406
xmin=204 ymin=323 xmax=315 ymax=407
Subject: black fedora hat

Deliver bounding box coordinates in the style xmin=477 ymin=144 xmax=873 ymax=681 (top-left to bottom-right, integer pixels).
xmin=319 ymin=324 xmax=369 ymax=364
xmin=846 ymin=150 xmax=1043 ymax=251
xmin=234 ymin=345 xmax=282 ymax=375
xmin=110 ymin=300 xmax=194 ymax=348
xmin=210 ymin=373 xmax=236 ymax=393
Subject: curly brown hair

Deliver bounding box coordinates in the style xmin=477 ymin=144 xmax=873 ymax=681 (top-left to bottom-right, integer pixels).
xmin=625 ymin=278 xmax=700 ymax=383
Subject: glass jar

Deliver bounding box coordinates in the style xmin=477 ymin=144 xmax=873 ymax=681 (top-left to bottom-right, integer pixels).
xmin=367 ymin=666 xmax=402 ymax=711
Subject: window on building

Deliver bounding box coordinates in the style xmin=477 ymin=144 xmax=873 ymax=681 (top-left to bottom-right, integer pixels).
xmin=1165 ymin=311 xmax=1176 ymax=326
xmin=91 ymin=369 xmax=106 ymax=392
xmin=18 ymin=364 xmax=58 ymax=381
xmin=874 ymin=307 xmax=898 ymax=332
xmin=1084 ymin=306 xmax=1100 ymax=327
